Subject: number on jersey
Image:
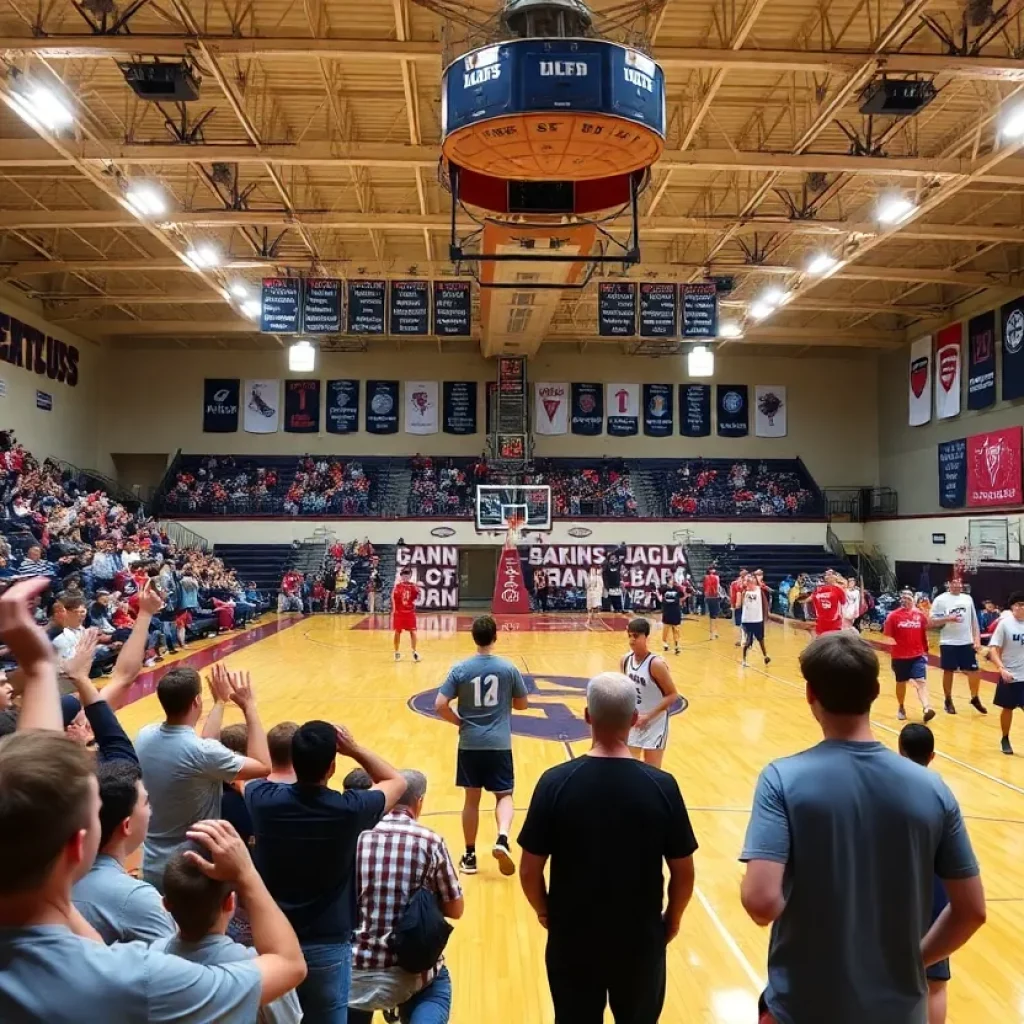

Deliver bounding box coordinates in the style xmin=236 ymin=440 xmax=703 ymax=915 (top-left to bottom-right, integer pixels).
xmin=471 ymin=674 xmax=499 ymax=708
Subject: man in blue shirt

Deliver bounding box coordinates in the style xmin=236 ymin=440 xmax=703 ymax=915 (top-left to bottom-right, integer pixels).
xmin=740 ymin=631 xmax=986 ymax=1024
xmin=246 ymin=721 xmax=406 ymax=1024
xmin=434 ymin=614 xmax=529 ymax=876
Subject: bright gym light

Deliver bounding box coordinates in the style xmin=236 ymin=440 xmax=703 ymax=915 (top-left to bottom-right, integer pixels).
xmin=749 ymin=301 xmax=775 ymax=321
xmin=717 ymin=321 xmax=743 ymax=339
xmin=8 ymin=83 xmax=75 ymax=133
xmin=806 ymin=253 xmax=839 ymax=276
xmin=876 ymin=194 xmax=915 ymax=225
xmin=761 ymin=286 xmax=789 ymax=307
xmin=1001 ymin=103 xmax=1024 ymax=140
xmin=229 ymin=282 xmax=250 ymax=300
xmin=183 ymin=243 xmax=221 ymax=270
xmin=241 ymin=298 xmax=261 ymax=320
xmin=289 ymin=340 xmax=316 ymax=373
xmin=687 ymin=345 xmax=714 ymax=377
xmin=124 ymin=183 xmax=168 ymax=218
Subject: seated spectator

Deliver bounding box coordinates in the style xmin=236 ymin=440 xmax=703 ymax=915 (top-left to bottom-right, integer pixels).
xmin=278 ymin=569 xmax=303 ymax=614
xmin=16 ymin=542 xmax=57 ymax=581
xmin=266 ymin=721 xmax=299 ymax=783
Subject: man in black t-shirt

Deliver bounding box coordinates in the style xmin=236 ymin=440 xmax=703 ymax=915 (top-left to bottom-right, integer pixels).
xmin=602 ymin=546 xmax=626 ymax=614
xmin=518 ymin=671 xmax=698 ymax=1024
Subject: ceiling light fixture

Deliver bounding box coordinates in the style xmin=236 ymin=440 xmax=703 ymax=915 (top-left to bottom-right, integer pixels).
xmin=289 ymin=339 xmax=316 ymax=373
xmin=749 ymin=301 xmax=775 ymax=321
xmin=183 ymin=243 xmax=220 ymax=270
xmin=229 ymin=282 xmax=250 ymax=300
xmin=760 ymin=287 xmax=788 ymax=307
xmin=1001 ymin=103 xmax=1024 ymax=140
xmin=806 ymin=253 xmax=839 ymax=276
xmin=124 ymin=183 xmax=168 ymax=218
xmin=717 ymin=321 xmax=743 ymax=339
xmin=8 ymin=83 xmax=75 ymax=133
xmin=241 ymin=298 xmax=261 ymax=319
xmin=876 ymin=194 xmax=916 ymax=225
xmin=687 ymin=345 xmax=715 ymax=377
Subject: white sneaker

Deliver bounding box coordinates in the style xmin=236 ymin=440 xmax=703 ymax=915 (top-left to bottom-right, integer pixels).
xmin=663 ymin=643 xmax=669 ymax=652
xmin=412 ymin=651 xmax=421 ymax=662
xmin=394 ymin=652 xmax=401 ymax=661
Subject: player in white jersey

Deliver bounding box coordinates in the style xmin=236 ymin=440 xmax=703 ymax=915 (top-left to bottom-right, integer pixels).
xmin=928 ymin=577 xmax=988 ymax=716
xmin=740 ymin=577 xmax=770 ymax=667
xmin=842 ymin=578 xmax=862 ymax=631
xmin=620 ymin=618 xmax=679 ymax=768
xmin=585 ymin=565 xmax=603 ymax=624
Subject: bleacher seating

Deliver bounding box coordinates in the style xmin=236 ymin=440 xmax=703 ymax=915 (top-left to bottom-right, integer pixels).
xmin=213 ymin=543 xmax=294 ymax=596
xmin=706 ymin=543 xmax=856 ymax=601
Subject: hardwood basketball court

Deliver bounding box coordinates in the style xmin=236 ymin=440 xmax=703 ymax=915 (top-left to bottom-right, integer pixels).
xmin=115 ymin=613 xmax=1023 ymax=1024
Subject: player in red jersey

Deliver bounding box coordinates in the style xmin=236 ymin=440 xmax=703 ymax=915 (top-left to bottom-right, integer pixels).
xmin=801 ymin=570 xmax=848 ymax=636
xmin=391 ymin=565 xmax=423 ymax=662
xmin=703 ymin=565 xmax=721 ymax=640
xmin=882 ymin=589 xmax=936 ymax=723
xmin=729 ymin=569 xmax=749 ymax=646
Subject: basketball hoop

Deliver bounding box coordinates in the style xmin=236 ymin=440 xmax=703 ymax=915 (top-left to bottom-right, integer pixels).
xmin=504 ymin=514 xmax=524 ymax=550
xmin=954 ymin=542 xmax=983 ymax=580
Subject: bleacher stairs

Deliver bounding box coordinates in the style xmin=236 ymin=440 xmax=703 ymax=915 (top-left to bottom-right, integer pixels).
xmin=213 ymin=543 xmax=293 ymax=598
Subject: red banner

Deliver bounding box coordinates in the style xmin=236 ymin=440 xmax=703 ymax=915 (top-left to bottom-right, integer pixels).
xmin=493 ymin=547 xmax=530 ymax=614
xmin=967 ymin=426 xmax=1023 ymax=507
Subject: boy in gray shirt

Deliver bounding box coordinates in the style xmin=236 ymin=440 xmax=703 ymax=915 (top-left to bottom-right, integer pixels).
xmin=989 ymin=590 xmax=1024 ymax=755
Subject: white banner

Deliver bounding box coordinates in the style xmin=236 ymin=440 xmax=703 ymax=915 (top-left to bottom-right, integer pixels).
xmin=243 ymin=379 xmax=280 ymax=433
xmin=908 ymin=335 xmax=932 ymax=426
xmin=395 ymin=545 xmax=459 ymax=609
xmin=534 ymin=382 xmax=569 ymax=435
xmin=934 ymin=326 xmax=962 ymax=421
xmin=754 ymin=385 xmax=788 ymax=437
xmin=606 ymin=382 xmax=640 ymax=436
xmin=404 ymin=380 xmax=439 ymax=435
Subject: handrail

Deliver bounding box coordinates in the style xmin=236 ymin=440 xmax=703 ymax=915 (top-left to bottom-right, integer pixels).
xmin=53 ymin=459 xmax=144 ymax=510
xmin=151 ymin=449 xmax=183 ymax=507
xmin=156 ymin=519 xmax=210 ymax=552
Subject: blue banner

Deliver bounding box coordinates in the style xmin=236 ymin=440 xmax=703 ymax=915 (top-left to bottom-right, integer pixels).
xmin=260 ymin=278 xmax=301 ymax=334
xmin=643 ymin=383 xmax=673 ymax=437
xmin=938 ymin=438 xmax=967 ymax=509
xmin=680 ymin=283 xmax=718 ymax=339
xmin=365 ymin=379 xmax=399 ymax=434
xmin=202 ymin=378 xmax=239 ymax=433
xmin=716 ymin=384 xmax=749 ymax=437
xmin=680 ymin=384 xmax=711 ymax=437
xmin=325 ymin=380 xmax=359 ymax=434
xmin=967 ymin=311 xmax=996 ymax=410
xmin=302 ymin=279 xmax=342 ymax=334
xmin=1001 ymin=295 xmax=1024 ymax=401
xmin=443 ymin=381 xmax=477 ymax=435
xmin=571 ymin=383 xmax=603 ymax=435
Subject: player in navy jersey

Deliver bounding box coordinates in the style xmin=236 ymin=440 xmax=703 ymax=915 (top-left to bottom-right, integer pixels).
xmin=660 ymin=581 xmax=684 ymax=655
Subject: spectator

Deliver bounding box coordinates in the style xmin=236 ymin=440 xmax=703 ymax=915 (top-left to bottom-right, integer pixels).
xmin=90 ymin=540 xmax=122 ymax=592
xmin=348 ymin=770 xmax=464 ymax=1023
xmin=740 ymin=632 xmax=986 ymax=1024
xmin=219 ymin=722 xmax=254 ymax=845
xmin=135 ymin=664 xmax=272 ymax=889
xmin=245 ymin=722 xmax=407 ymax=1024
xmin=519 ymin=671 xmax=698 ymax=1023
xmin=267 ymin=721 xmax=299 ymax=783
xmin=16 ymin=542 xmax=57 ymax=581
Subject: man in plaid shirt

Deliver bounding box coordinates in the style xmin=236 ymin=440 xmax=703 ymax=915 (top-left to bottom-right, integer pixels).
xmin=348 ymin=770 xmax=464 ymax=1024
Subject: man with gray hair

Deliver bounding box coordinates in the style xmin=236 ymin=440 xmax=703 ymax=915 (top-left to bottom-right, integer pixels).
xmin=348 ymin=770 xmax=465 ymax=1023
xmin=518 ymin=672 xmax=697 ymax=1024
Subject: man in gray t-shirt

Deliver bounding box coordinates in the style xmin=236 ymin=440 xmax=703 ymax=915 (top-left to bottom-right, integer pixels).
xmin=740 ymin=632 xmax=986 ymax=1024
xmin=989 ymin=591 xmax=1024 ymax=755
xmin=434 ymin=615 xmax=528 ymax=877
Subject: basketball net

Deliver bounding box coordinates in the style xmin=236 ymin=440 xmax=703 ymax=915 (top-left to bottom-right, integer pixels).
xmin=504 ymin=514 xmax=524 ymax=550
xmin=953 ymin=541 xmax=981 ymax=582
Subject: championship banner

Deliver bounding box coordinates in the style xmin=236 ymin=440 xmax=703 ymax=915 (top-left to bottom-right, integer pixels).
xmin=934 ymin=322 xmax=962 ymax=420
xmin=404 ymin=380 xmax=439 ymax=435
xmin=1001 ymin=295 xmax=1024 ymax=401
xmin=524 ymin=544 xmax=687 ymax=607
xmin=606 ymin=382 xmax=640 ymax=437
xmin=967 ymin=426 xmax=1023 ymax=507
xmin=570 ymin=382 xmax=603 ymax=435
xmin=967 ymin=311 xmax=996 ymax=410
xmin=283 ymin=379 xmax=321 ymax=433
xmin=937 ymin=438 xmax=967 ymax=509
xmin=325 ymin=379 xmax=359 ymax=434
xmin=908 ymin=335 xmax=932 ymax=426
xmin=716 ymin=384 xmax=749 ymax=437
xmin=534 ymin=382 xmax=569 ymax=435
xmin=443 ymin=381 xmax=477 ymax=435
xmin=365 ymin=380 xmax=399 ymax=434
xmin=395 ymin=545 xmax=459 ymax=610
xmin=754 ymin=385 xmax=787 ymax=438
xmin=642 ymin=383 xmax=673 ymax=437
xmin=680 ymin=384 xmax=711 ymax=437
xmin=243 ymin=379 xmax=280 ymax=434
xmin=202 ymin=378 xmax=239 ymax=433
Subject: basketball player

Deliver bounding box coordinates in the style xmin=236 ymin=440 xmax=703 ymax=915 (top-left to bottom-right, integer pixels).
xmin=741 ymin=575 xmax=770 ymax=667
xmin=928 ymin=577 xmax=987 ymax=716
xmin=585 ymin=565 xmax=603 ymax=624
xmin=730 ymin=568 xmax=748 ymax=646
xmin=703 ymin=564 xmax=721 ymax=640
xmin=603 ymin=544 xmax=626 ymax=614
xmin=659 ymin=577 xmax=683 ymax=654
xmin=391 ymin=566 xmax=422 ymax=662
xmin=882 ymin=589 xmax=936 ymax=723
xmin=434 ymin=614 xmax=529 ymax=875
xmin=987 ymin=590 xmax=1024 ymax=755
xmin=842 ymin=576 xmax=863 ymax=631
xmin=801 ymin=569 xmax=847 ymax=636
xmin=621 ymin=618 xmax=679 ymax=768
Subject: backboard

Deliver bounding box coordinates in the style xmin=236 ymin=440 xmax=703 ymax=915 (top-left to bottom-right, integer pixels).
xmin=475 ymin=484 xmax=552 ymax=533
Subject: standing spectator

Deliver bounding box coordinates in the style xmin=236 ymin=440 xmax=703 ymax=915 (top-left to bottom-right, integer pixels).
xmin=245 ymin=722 xmax=407 ymax=1024
xmin=348 ymin=770 xmax=464 ymax=1023
xmin=740 ymin=632 xmax=986 ymax=1024
xmin=136 ymin=664 xmax=272 ymax=888
xmin=267 ymin=720 xmax=299 ymax=783
xmin=518 ymin=671 xmax=697 ymax=1024
xmin=534 ymin=568 xmax=549 ymax=612
xmin=90 ymin=539 xmax=122 ymax=592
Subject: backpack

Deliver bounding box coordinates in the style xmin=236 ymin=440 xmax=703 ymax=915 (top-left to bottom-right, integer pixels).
xmin=392 ymin=887 xmax=453 ymax=974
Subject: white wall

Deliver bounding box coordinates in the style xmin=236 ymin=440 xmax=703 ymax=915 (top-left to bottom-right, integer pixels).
xmin=865 ymin=513 xmax=1022 ymax=565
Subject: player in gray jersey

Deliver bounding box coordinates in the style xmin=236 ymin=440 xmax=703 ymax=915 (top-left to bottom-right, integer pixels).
xmin=988 ymin=591 xmax=1024 ymax=755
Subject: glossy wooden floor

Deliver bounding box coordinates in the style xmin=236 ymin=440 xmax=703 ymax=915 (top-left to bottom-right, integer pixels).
xmin=117 ymin=613 xmax=1024 ymax=1024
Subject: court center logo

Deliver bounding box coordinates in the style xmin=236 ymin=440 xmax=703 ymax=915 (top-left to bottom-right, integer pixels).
xmin=409 ymin=673 xmax=687 ymax=743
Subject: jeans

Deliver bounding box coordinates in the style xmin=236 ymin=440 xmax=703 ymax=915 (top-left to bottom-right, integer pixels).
xmin=299 ymin=941 xmax=352 ymax=1024
xmin=348 ymin=967 xmax=452 ymax=1024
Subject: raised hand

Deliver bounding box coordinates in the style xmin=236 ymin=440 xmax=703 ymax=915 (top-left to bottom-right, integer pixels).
xmin=207 ymin=662 xmax=232 ymax=704
xmin=64 ymin=628 xmax=100 ymax=681
xmin=138 ymin=578 xmax=165 ymax=616
xmin=228 ymin=669 xmax=255 ymax=710
xmin=334 ymin=724 xmax=359 ymax=758
xmin=0 ymin=577 xmax=54 ymax=669
xmin=183 ymin=819 xmax=254 ymax=883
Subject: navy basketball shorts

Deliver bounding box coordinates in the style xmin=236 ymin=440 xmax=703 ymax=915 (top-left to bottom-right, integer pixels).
xmin=939 ymin=644 xmax=978 ymax=673
xmin=892 ymin=656 xmax=928 ymax=683
xmin=456 ymin=749 xmax=514 ymax=794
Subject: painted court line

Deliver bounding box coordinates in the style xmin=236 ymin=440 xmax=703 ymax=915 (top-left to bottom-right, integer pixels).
xmin=693 ymin=886 xmax=765 ymax=992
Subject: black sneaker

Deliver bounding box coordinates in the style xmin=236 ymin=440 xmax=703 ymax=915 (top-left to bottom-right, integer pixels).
xmin=944 ymin=698 xmax=957 ymax=715
xmin=492 ymin=838 xmax=516 ymax=877
xmin=1001 ymin=736 xmax=1014 ymax=756
xmin=764 ymin=656 xmax=771 ymax=666
xmin=970 ymin=695 xmax=988 ymax=715
xmin=459 ymin=852 xmax=478 ymax=875
xmin=924 ymin=708 xmax=936 ymax=723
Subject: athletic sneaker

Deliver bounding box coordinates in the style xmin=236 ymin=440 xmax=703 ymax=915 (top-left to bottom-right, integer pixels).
xmin=970 ymin=695 xmax=988 ymax=715
xmin=459 ymin=852 xmax=478 ymax=875
xmin=897 ymin=706 xmax=907 ymax=721
xmin=663 ymin=643 xmax=669 ymax=652
xmin=741 ymin=658 xmax=748 ymax=668
xmin=674 ymin=647 xmax=680 ymax=655
xmin=944 ymin=698 xmax=956 ymax=715
xmin=734 ymin=640 xmax=741 ymax=647
xmin=924 ymin=708 xmax=936 ymax=723
xmin=1001 ymin=736 xmax=1014 ymax=756
xmin=394 ymin=652 xmax=401 ymax=662
xmin=412 ymin=651 xmax=421 ymax=663
xmin=492 ymin=838 xmax=516 ymax=877
xmin=763 ymin=656 xmax=771 ymax=666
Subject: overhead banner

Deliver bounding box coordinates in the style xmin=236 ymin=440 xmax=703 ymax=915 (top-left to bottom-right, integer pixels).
xmin=202 ymin=378 xmax=239 ymax=433
xmin=606 ymin=382 xmax=640 ymax=436
xmin=534 ymin=382 xmax=569 ymax=435
xmin=680 ymin=384 xmax=711 ymax=437
xmin=571 ymin=382 xmax=603 ymax=435
xmin=389 ymin=281 xmax=430 ymax=336
xmin=967 ymin=310 xmax=996 ymax=410
xmin=404 ymin=380 xmax=439 ymax=435
xmin=283 ymin=379 xmax=321 ymax=433
xmin=908 ymin=334 xmax=932 ymax=426
xmin=639 ymin=283 xmax=677 ymax=337
xmin=260 ymin=278 xmax=301 ymax=334
xmin=716 ymin=384 xmax=749 ymax=437
xmin=934 ymin=322 xmax=962 ymax=420
xmin=967 ymin=426 xmax=1023 ymax=507
xmin=642 ymin=383 xmax=673 ymax=437
xmin=1001 ymin=295 xmax=1024 ymax=401
xmin=325 ymin=379 xmax=359 ymax=434
xmin=432 ymin=281 xmax=471 ymax=336
xmin=524 ymin=544 xmax=687 ymax=607
xmin=443 ymin=381 xmax=477 ymax=435
xmin=937 ymin=438 xmax=967 ymax=509
xmin=754 ymin=385 xmax=787 ymax=438
xmin=243 ymin=379 xmax=280 ymax=433
xmin=680 ymin=283 xmax=718 ymax=339
xmin=302 ymin=279 xmax=342 ymax=334
xmin=395 ymin=545 xmax=459 ymax=610
xmin=597 ymin=282 xmax=636 ymax=337
xmin=347 ymin=280 xmax=386 ymax=334
xmin=365 ymin=379 xmax=399 ymax=434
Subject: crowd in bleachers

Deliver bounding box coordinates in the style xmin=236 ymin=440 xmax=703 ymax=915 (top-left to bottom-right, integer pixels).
xmin=668 ymin=459 xmax=819 ymax=517
xmin=525 ymin=458 xmax=638 ymax=518
xmin=277 ymin=537 xmax=383 ymax=614
xmin=164 ymin=456 xmax=284 ymax=515
xmin=408 ymin=455 xmax=479 ymax=517
xmin=284 ymin=457 xmax=373 ymax=516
